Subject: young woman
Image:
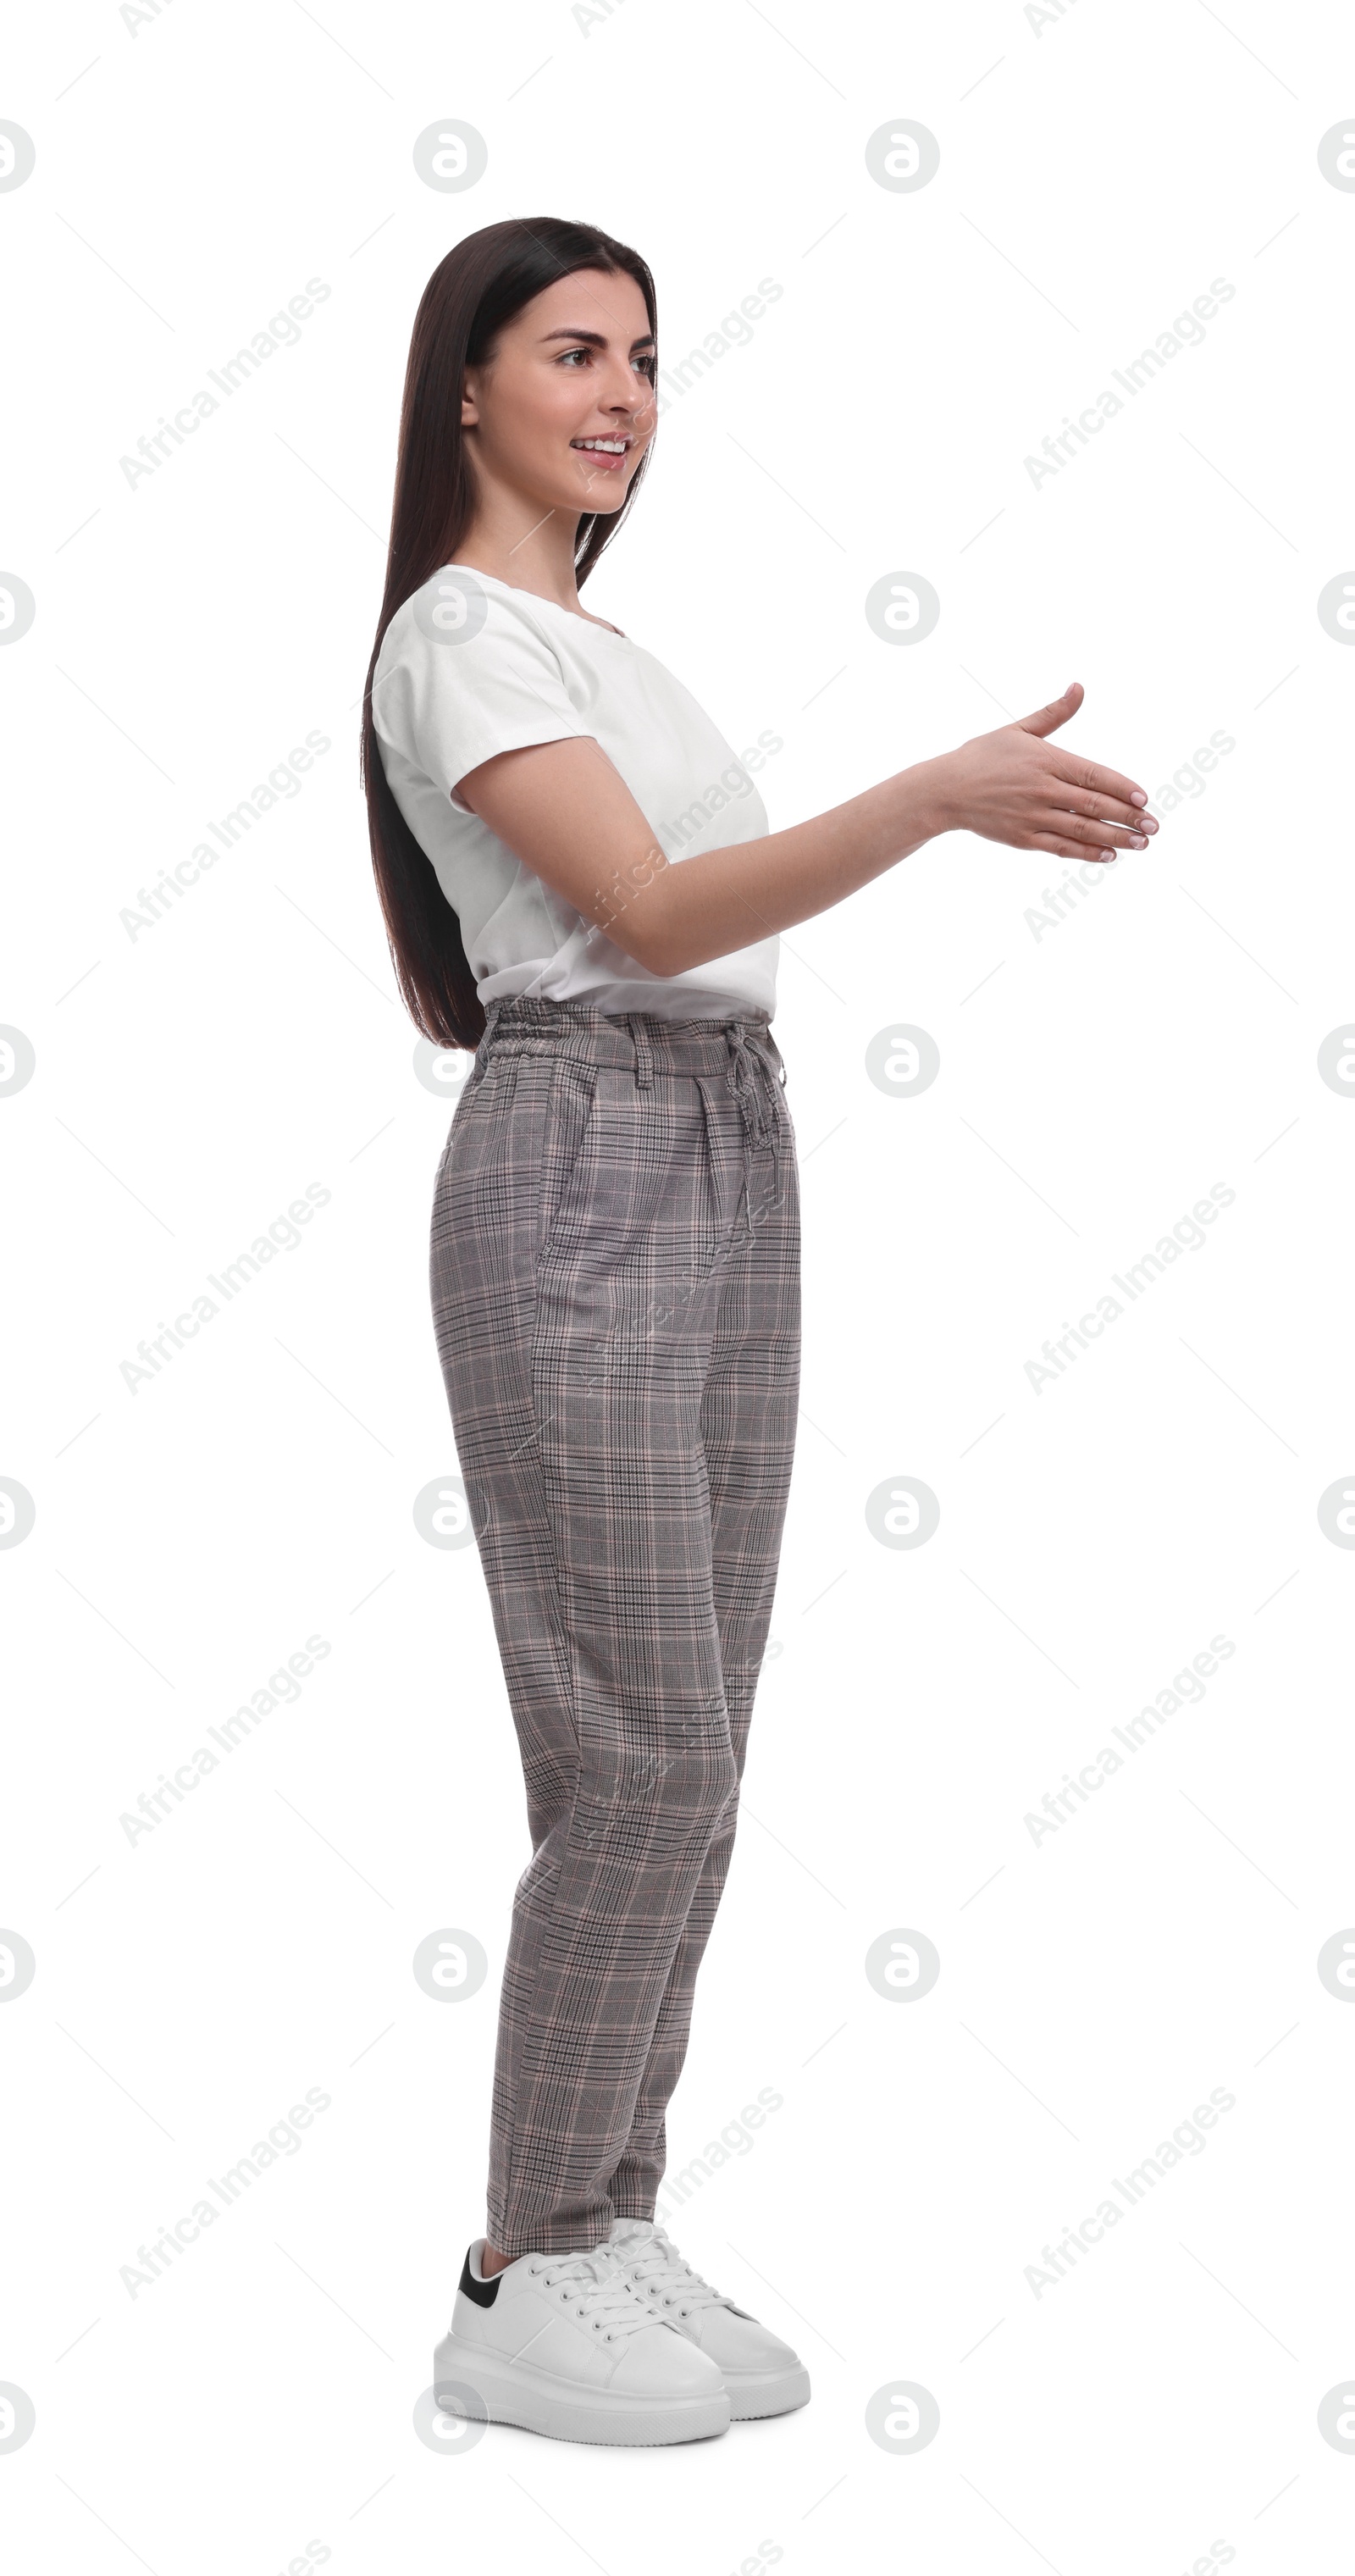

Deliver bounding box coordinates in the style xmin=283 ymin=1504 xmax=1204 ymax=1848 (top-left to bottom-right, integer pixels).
xmin=362 ymin=217 xmax=1157 ymax=2449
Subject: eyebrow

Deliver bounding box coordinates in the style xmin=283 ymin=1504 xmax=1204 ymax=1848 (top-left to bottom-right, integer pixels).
xmin=538 ymin=327 xmax=656 ymax=351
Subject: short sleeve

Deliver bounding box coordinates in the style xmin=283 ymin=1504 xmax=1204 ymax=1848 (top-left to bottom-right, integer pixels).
xmin=373 ymin=572 xmax=594 ymax=815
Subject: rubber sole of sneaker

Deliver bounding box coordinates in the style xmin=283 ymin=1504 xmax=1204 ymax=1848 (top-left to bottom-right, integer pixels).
xmin=434 ymin=2335 xmax=732 ymax=2446
xmin=726 ymin=2363 xmax=812 ymax=2422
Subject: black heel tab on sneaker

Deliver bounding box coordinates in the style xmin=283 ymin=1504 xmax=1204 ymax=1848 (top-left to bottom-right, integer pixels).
xmin=459 ymin=2247 xmax=501 ymax=2308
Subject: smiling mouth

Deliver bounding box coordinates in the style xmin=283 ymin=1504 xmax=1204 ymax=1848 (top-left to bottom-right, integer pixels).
xmin=571 ymin=436 xmax=631 ymax=464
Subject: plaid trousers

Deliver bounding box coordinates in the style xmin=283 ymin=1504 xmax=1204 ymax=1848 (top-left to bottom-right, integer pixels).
xmin=429 ymin=994 xmax=800 ymax=2254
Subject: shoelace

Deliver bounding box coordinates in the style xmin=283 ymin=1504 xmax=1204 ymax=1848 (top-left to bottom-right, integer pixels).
xmin=609 ymin=2221 xmax=729 ymax=2320
xmin=523 ymin=2246 xmax=653 ymax=2340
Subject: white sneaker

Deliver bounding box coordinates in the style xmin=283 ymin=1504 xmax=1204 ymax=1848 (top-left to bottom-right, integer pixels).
xmin=434 ymin=2238 xmax=730 ymax=2446
xmin=607 ymin=2219 xmax=810 ymax=2421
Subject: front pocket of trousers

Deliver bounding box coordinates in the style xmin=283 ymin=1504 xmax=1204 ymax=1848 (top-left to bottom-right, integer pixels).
xmin=534 ymin=1061 xmax=602 ymax=1270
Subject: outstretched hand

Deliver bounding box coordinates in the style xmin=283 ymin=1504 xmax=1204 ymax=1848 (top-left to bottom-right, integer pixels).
xmin=935 ymin=682 xmax=1157 ymax=863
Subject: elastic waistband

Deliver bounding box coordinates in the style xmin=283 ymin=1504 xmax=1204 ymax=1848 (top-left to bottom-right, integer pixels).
xmin=474 ymin=993 xmax=782 ymax=1083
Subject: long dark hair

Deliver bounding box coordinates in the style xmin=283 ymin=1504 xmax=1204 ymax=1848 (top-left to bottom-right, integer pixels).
xmin=361 ymin=217 xmax=658 ymax=1050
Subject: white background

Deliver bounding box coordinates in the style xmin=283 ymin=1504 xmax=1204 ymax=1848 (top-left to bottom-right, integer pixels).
xmin=3 ymin=2 xmax=1354 ymax=2569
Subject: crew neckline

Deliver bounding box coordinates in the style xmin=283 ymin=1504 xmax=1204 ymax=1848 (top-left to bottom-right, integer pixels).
xmin=445 ymin=563 xmax=631 ymax=642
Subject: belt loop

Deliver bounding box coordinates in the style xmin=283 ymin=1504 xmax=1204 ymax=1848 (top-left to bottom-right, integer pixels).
xmin=628 ymin=1012 xmax=655 ymax=1093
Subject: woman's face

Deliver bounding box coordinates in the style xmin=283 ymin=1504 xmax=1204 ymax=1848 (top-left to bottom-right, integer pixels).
xmin=461 ymin=267 xmax=658 ymax=520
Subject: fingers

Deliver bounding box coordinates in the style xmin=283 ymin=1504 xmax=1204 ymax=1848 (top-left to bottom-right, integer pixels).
xmin=1037 ymin=807 xmax=1149 ymax=852
xmin=1030 ymin=834 xmax=1120 ymax=863
xmin=1016 ymin=680 xmax=1083 ymax=739
xmin=1053 ymin=786 xmax=1156 ymax=835
xmin=1047 ymin=752 xmax=1148 ymax=808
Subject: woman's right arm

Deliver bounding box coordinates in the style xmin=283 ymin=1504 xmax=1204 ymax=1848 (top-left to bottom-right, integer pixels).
xmin=453 ymin=681 xmax=1158 ymax=979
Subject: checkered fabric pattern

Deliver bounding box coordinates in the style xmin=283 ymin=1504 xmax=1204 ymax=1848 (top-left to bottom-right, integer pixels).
xmin=429 ymin=995 xmax=800 ymax=2253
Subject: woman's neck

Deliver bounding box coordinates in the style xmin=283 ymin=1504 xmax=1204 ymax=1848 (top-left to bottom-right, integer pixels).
xmin=454 ymin=507 xmax=584 ymax=621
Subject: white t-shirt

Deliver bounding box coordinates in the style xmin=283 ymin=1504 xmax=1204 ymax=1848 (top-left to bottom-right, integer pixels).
xmin=370 ymin=564 xmax=779 ymax=1021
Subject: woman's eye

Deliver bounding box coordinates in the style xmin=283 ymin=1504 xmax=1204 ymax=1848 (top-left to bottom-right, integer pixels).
xmin=556 ymin=347 xmax=655 ymax=376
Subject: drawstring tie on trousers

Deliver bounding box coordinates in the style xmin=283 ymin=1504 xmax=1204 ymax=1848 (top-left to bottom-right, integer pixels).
xmin=723 ymin=1022 xmax=787 ymax=1240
